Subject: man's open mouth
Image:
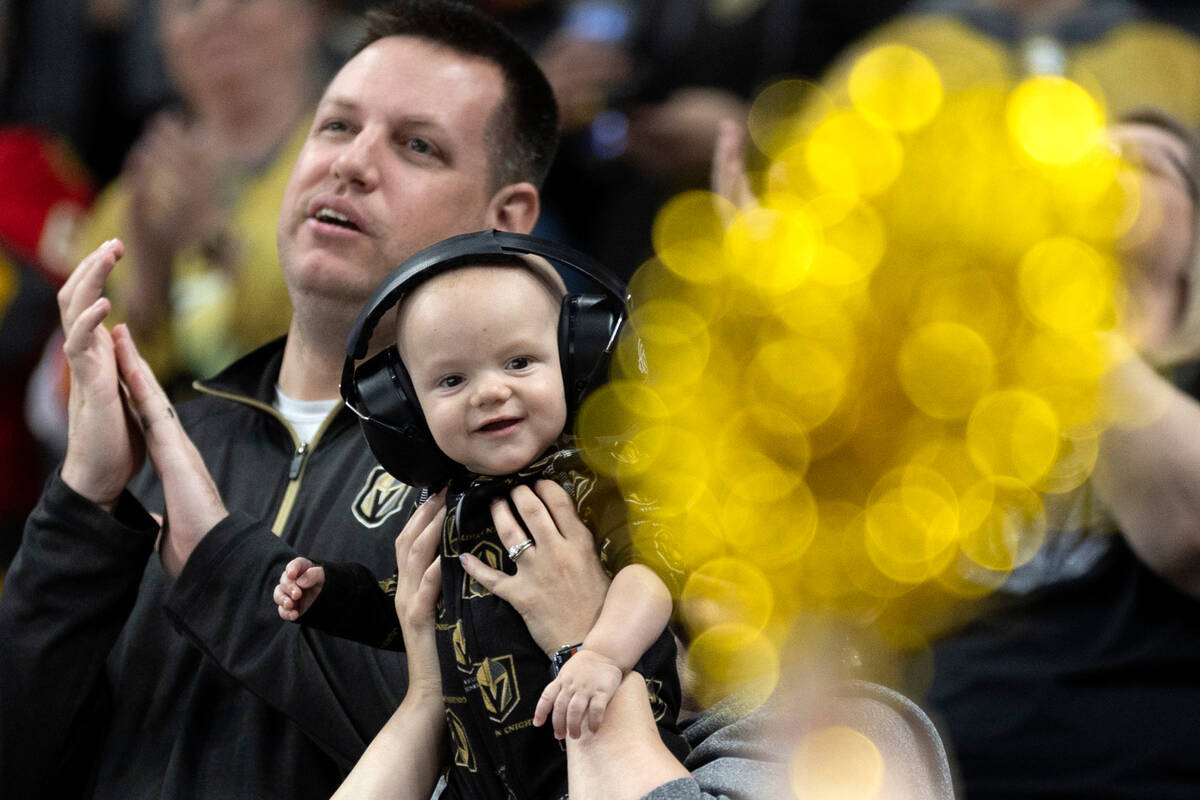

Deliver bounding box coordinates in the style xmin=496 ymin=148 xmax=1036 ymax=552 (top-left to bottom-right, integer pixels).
xmin=314 ymin=208 xmax=361 ymax=231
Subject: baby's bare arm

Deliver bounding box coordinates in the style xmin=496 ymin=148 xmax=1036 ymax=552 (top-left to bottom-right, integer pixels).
xmin=583 ymin=564 xmax=673 ymax=670
xmin=536 ymin=565 xmax=673 ymax=738
xmin=273 ymin=556 xmax=326 ymax=622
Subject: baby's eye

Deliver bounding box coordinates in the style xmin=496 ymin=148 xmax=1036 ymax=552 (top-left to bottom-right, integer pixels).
xmin=437 ymin=375 xmax=463 ymax=389
xmin=408 ymin=137 xmax=432 ymax=155
xmin=506 ymin=357 xmax=532 ymax=370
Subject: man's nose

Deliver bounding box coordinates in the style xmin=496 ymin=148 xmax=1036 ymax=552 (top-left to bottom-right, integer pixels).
xmin=331 ymin=128 xmax=382 ymax=191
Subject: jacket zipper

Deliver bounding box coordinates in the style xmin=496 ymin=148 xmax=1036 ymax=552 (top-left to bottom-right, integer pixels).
xmin=192 ymin=382 xmax=338 ymax=536
xmin=271 ymin=439 xmax=314 ymax=535
xmin=288 ymin=443 xmax=309 ymax=480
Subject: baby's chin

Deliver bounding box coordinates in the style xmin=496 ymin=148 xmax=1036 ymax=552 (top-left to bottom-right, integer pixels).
xmin=460 ymin=435 xmax=559 ymax=476
xmin=466 ymin=454 xmax=538 ymax=477
xmin=470 ymin=465 xmax=526 ymax=478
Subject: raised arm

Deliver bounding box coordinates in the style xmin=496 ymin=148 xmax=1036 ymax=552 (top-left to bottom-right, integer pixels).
xmin=1092 ymin=341 xmax=1200 ymax=595
xmin=0 ymin=239 xmax=156 ymax=792
xmin=331 ymin=493 xmax=448 ymax=800
xmin=567 ymin=674 xmax=692 ymax=800
xmin=1090 ymin=119 xmax=1200 ymax=597
xmin=112 ymin=327 xmax=408 ymax=768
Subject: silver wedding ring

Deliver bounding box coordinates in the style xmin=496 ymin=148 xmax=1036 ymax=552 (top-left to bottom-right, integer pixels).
xmin=507 ymin=539 xmax=534 ymax=561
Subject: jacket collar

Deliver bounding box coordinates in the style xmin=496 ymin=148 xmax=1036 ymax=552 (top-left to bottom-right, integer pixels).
xmin=192 ymin=336 xmax=357 ymax=436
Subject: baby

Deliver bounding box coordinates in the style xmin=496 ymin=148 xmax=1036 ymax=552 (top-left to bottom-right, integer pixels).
xmin=274 ymin=256 xmax=684 ymax=799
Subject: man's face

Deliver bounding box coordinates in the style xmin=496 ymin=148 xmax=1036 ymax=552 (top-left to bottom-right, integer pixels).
xmin=277 ymin=35 xmax=507 ymax=307
xmin=399 ymin=266 xmax=568 ymax=476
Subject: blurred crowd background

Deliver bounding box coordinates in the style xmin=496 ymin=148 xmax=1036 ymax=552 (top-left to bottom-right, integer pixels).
xmin=6 ymin=1 xmax=1200 ymax=797
xmin=6 ymin=0 xmax=1199 ymax=565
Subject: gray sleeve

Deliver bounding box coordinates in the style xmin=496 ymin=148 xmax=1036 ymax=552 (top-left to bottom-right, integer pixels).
xmin=632 ymin=707 xmax=780 ymax=800
xmin=636 ymin=680 xmax=954 ymax=800
xmin=833 ymin=680 xmax=956 ymax=800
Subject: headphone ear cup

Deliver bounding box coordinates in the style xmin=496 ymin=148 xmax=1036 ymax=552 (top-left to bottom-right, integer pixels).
xmin=560 ymin=293 xmax=623 ymax=413
xmin=351 ymin=346 xmax=459 ymax=487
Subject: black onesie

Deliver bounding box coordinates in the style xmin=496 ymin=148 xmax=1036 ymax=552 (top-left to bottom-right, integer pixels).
xmin=302 ymin=447 xmax=688 ymax=799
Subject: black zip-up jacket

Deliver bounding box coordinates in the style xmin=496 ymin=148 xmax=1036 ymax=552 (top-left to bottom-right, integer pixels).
xmin=0 ymin=338 xmax=420 ymax=799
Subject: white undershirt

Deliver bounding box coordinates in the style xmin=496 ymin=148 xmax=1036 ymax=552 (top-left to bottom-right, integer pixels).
xmin=273 ymin=386 xmax=339 ymax=444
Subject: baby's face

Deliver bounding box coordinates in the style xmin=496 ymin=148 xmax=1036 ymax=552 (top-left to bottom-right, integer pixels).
xmin=398 ymin=265 xmax=567 ymax=476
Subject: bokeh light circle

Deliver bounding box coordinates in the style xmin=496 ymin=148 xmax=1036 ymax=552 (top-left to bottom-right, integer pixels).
xmin=967 ymin=390 xmax=1061 ymax=484
xmin=790 ymin=725 xmax=886 ymax=800
xmin=898 ymin=322 xmax=997 ymax=420
xmin=686 ymin=623 xmax=780 ymax=709
xmin=1006 ymin=76 xmax=1104 ymax=166
xmin=681 ymin=557 xmax=775 ymax=633
xmin=849 ymin=43 xmax=944 ymax=132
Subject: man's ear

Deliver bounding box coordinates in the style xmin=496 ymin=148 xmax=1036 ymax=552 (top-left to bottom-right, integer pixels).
xmin=485 ymin=181 xmax=540 ymax=234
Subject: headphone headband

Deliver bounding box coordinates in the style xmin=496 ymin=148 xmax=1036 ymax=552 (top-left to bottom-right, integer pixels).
xmin=345 ymin=229 xmax=626 ymax=361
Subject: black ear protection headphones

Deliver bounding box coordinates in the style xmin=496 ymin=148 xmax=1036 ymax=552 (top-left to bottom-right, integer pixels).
xmin=341 ymin=229 xmax=629 ymax=488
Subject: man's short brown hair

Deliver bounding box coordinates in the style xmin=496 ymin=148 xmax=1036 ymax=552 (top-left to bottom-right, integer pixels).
xmin=358 ymin=0 xmax=559 ymax=192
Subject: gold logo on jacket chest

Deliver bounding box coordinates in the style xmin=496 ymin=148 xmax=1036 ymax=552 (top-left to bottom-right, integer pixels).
xmin=352 ymin=467 xmax=412 ymax=527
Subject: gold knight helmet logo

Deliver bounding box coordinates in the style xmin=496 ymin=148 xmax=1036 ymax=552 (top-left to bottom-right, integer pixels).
xmin=463 ymin=541 xmax=505 ymax=599
xmin=453 ymin=620 xmax=471 ymax=674
xmin=477 ymin=655 xmax=520 ymax=723
xmin=352 ymin=467 xmax=413 ymax=528
xmin=644 ymin=678 xmax=668 ymax=722
xmin=445 ymin=709 xmax=477 ymax=772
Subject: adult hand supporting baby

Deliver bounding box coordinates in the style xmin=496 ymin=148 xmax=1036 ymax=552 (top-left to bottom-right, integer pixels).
xmin=461 ymin=480 xmax=610 ymax=654
xmin=330 ymin=491 xmax=447 ymax=800
xmin=391 ymin=490 xmax=447 ymax=643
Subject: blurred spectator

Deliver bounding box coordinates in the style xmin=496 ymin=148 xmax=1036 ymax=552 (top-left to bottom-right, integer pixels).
xmin=823 ymin=1 xmax=1200 ymax=127
xmin=532 ymin=0 xmax=907 ymax=278
xmin=1128 ymin=1 xmax=1200 ymax=37
xmin=820 ymin=8 xmax=1200 ymax=792
xmin=0 ymin=128 xmax=93 ymax=571
xmin=1 ymin=0 xmax=173 ymax=186
xmin=70 ymin=0 xmax=326 ymax=395
xmin=914 ymin=113 xmax=1200 ymax=800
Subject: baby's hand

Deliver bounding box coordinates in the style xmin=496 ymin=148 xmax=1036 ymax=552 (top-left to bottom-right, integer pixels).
xmin=273 ymin=556 xmax=325 ymax=621
xmin=533 ymin=649 xmax=623 ymax=739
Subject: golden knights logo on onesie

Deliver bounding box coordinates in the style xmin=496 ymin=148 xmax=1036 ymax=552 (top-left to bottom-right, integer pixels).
xmin=476 ymin=655 xmax=520 ymax=723
xmin=644 ymin=678 xmax=668 ymax=722
xmin=464 ymin=541 xmax=505 ymax=598
xmin=453 ymin=621 xmax=472 ymax=674
xmin=351 ymin=466 xmax=413 ymax=528
xmin=445 ymin=709 xmax=477 ymax=772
